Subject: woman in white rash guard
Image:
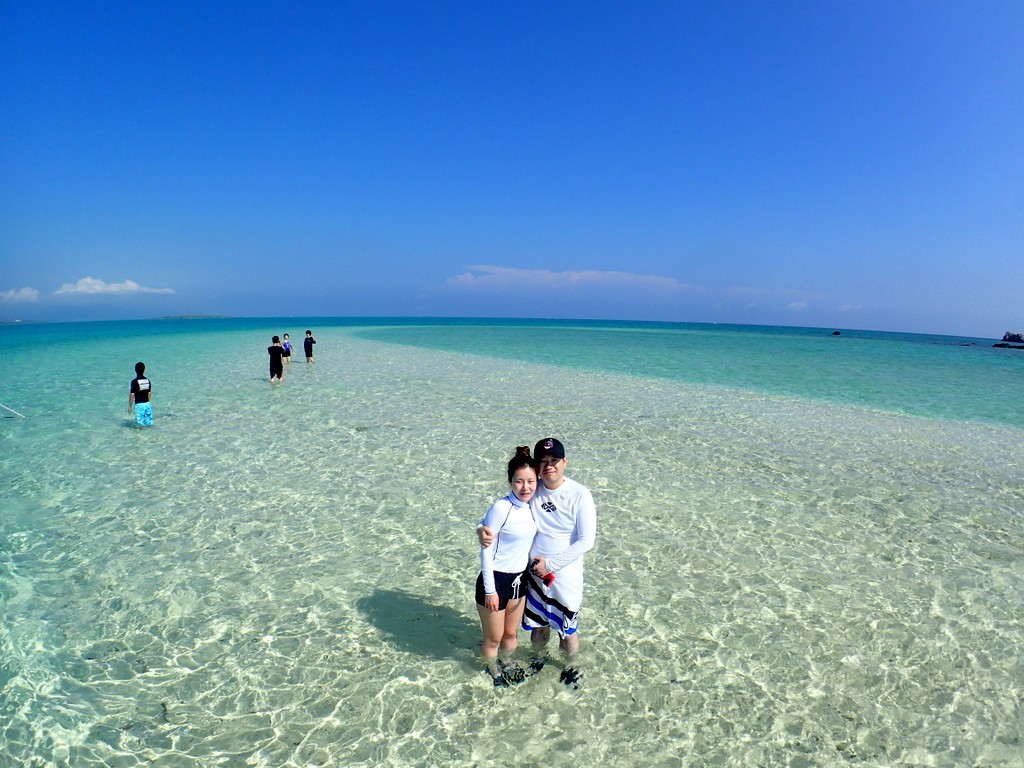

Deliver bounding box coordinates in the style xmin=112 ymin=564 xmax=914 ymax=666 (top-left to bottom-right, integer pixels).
xmin=475 ymin=446 xmax=539 ymax=686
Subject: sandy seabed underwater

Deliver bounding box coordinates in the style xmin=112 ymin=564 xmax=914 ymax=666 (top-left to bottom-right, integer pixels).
xmin=1 ymin=320 xmax=1023 ymax=767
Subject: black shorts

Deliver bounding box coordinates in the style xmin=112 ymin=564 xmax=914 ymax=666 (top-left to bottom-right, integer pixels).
xmin=270 ymin=362 xmax=283 ymax=377
xmin=475 ymin=570 xmax=527 ymax=610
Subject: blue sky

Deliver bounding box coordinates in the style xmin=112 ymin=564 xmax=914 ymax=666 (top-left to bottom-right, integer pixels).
xmin=2 ymin=2 xmax=1021 ymax=337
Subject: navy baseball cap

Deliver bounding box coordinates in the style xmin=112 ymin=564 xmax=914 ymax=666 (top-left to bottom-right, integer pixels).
xmin=534 ymin=438 xmax=565 ymax=460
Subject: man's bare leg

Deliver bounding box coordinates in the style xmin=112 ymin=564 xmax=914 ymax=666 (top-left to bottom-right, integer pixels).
xmin=560 ymin=633 xmax=579 ymax=657
xmin=528 ymin=627 xmax=550 ymax=673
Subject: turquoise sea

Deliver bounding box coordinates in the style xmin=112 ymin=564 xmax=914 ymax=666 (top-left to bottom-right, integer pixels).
xmin=2 ymin=317 xmax=1022 ymax=767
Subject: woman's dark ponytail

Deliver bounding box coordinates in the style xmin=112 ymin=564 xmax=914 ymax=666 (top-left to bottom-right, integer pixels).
xmin=507 ymin=445 xmax=537 ymax=482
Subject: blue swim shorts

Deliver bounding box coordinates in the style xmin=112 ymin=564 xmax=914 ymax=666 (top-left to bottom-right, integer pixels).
xmin=134 ymin=403 xmax=153 ymax=426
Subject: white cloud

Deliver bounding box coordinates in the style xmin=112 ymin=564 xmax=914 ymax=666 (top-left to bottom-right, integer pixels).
xmin=447 ymin=265 xmax=696 ymax=293
xmin=728 ymin=285 xmax=821 ymax=300
xmin=727 ymin=285 xmax=771 ymax=298
xmin=840 ymin=303 xmax=863 ymax=312
xmin=728 ymin=285 xmax=824 ymax=311
xmin=0 ymin=287 xmax=40 ymax=303
xmin=54 ymin=277 xmax=175 ymax=296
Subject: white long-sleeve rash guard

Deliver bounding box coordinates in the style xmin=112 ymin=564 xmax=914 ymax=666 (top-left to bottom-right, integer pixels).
xmin=480 ymin=494 xmax=537 ymax=595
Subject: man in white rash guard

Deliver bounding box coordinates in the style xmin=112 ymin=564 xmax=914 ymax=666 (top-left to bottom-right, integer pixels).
xmin=479 ymin=437 xmax=597 ymax=685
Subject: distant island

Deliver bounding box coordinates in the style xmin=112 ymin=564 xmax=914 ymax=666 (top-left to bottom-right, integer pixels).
xmin=159 ymin=315 xmax=234 ymax=320
xmin=993 ymin=331 xmax=1024 ymax=350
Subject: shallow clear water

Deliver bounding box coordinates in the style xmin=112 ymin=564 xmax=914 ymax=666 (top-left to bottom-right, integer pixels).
xmin=2 ymin=318 xmax=1023 ymax=767
xmin=353 ymin=319 xmax=1024 ymax=428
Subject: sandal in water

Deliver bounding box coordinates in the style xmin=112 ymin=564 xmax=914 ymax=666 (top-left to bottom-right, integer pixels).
xmin=499 ymin=660 xmax=527 ymax=685
xmin=559 ymin=666 xmax=582 ymax=689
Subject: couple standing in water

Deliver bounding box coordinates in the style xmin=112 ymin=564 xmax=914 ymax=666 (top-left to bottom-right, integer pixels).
xmin=475 ymin=438 xmax=597 ymax=688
